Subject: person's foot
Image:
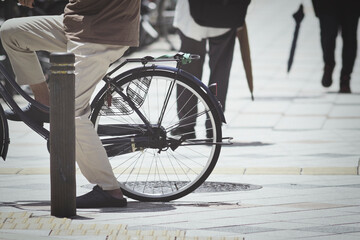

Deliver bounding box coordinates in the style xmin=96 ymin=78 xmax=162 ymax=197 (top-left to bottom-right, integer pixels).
xmin=5 ymin=104 xmax=49 ymax=124
xmin=339 ymin=75 xmax=351 ymax=94
xmin=76 ymin=185 xmax=127 ymax=208
xmin=321 ymin=65 xmax=334 ymax=87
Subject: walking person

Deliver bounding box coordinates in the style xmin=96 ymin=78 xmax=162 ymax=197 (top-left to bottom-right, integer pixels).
xmin=0 ymin=0 xmax=141 ymax=208
xmin=312 ymin=0 xmax=360 ymax=93
xmin=171 ymin=0 xmax=250 ymax=138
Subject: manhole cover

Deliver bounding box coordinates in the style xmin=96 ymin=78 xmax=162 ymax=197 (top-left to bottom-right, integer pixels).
xmin=84 ymin=182 xmax=262 ymax=193
xmin=194 ymin=181 xmax=262 ymax=192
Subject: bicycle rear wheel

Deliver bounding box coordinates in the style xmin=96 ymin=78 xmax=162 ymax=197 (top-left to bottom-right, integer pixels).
xmin=90 ymin=67 xmax=222 ymax=201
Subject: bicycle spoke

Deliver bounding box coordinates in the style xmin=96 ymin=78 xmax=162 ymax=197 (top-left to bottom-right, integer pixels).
xmin=165 ymin=108 xmax=210 ymax=133
xmin=157 ymin=78 xmax=176 ymax=125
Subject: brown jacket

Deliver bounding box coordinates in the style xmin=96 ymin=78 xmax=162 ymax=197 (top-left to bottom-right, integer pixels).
xmin=63 ymin=0 xmax=140 ymax=46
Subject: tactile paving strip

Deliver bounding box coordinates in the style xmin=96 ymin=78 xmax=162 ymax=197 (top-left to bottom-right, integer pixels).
xmin=0 ymin=212 xmax=243 ymax=240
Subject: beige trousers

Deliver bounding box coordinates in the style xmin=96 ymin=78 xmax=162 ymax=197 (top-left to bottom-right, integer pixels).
xmin=0 ymin=15 xmax=128 ymax=190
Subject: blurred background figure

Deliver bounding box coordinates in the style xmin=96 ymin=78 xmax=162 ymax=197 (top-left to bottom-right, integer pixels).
xmin=172 ymin=0 xmax=250 ymax=138
xmin=312 ymin=0 xmax=360 ymax=93
xmin=172 ymin=0 xmax=235 ymax=138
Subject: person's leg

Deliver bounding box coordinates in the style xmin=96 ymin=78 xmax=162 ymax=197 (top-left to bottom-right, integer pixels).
xmin=339 ymin=11 xmax=359 ymax=93
xmin=31 ymin=82 xmax=50 ymax=106
xmin=318 ymin=13 xmax=339 ymax=87
xmin=208 ymin=29 xmax=236 ymax=112
xmin=0 ymin=15 xmax=66 ymax=96
xmin=67 ymin=41 xmax=128 ymax=199
xmin=174 ymin=31 xmax=206 ymax=135
xmin=0 ymin=15 xmax=66 ymax=122
xmin=178 ymin=31 xmax=206 ymax=80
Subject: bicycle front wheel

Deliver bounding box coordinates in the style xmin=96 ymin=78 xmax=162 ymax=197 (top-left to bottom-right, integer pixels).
xmin=90 ymin=67 xmax=222 ymax=201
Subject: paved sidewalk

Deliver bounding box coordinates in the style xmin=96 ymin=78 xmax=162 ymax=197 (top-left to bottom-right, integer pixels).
xmin=1 ymin=0 xmax=360 ymax=239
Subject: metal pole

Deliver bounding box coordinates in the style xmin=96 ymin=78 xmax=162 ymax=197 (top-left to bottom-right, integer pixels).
xmin=49 ymin=52 xmax=76 ymax=217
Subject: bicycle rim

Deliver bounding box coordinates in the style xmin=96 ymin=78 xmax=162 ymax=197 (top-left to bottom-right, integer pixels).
xmin=90 ymin=69 xmax=222 ymax=201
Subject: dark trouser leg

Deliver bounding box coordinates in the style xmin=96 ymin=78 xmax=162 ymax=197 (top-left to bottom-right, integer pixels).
xmin=208 ymin=29 xmax=236 ymax=112
xmin=339 ymin=13 xmax=359 ymax=93
xmin=319 ymin=14 xmax=338 ymax=69
xmin=340 ymin=13 xmax=359 ymax=77
xmin=176 ymin=31 xmax=206 ymax=130
xmin=319 ymin=14 xmax=339 ymax=87
xmin=205 ymin=29 xmax=236 ymax=137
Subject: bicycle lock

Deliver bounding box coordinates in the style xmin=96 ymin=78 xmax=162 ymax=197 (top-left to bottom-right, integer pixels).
xmin=49 ymin=53 xmax=76 ymax=217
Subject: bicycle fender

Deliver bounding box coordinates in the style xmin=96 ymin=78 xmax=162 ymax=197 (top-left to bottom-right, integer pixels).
xmin=0 ymin=104 xmax=10 ymax=161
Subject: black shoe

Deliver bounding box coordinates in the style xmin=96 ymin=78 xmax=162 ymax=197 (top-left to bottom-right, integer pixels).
xmin=321 ymin=65 xmax=334 ymax=87
xmin=171 ymin=126 xmax=196 ymax=139
xmin=76 ymin=185 xmax=127 ymax=208
xmin=339 ymin=75 xmax=351 ymax=94
xmin=5 ymin=104 xmax=49 ymax=123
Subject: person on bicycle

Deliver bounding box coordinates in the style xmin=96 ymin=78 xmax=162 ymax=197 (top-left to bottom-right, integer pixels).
xmin=0 ymin=0 xmax=140 ymax=208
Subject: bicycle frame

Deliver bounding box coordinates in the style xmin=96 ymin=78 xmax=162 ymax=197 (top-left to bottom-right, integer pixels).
xmin=0 ymin=54 xmax=226 ymax=161
xmin=0 ymin=61 xmax=51 ymax=160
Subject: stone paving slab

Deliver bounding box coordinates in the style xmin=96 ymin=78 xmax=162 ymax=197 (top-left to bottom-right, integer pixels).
xmin=1 ymin=174 xmax=360 ymax=239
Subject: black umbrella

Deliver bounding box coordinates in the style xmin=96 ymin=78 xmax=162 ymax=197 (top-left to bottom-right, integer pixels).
xmin=287 ymin=4 xmax=304 ymax=73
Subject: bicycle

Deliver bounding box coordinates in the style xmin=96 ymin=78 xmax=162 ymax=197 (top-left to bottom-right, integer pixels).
xmin=0 ymin=52 xmax=228 ymax=202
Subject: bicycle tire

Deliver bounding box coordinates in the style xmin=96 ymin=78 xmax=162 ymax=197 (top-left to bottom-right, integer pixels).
xmin=90 ymin=67 xmax=222 ymax=201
